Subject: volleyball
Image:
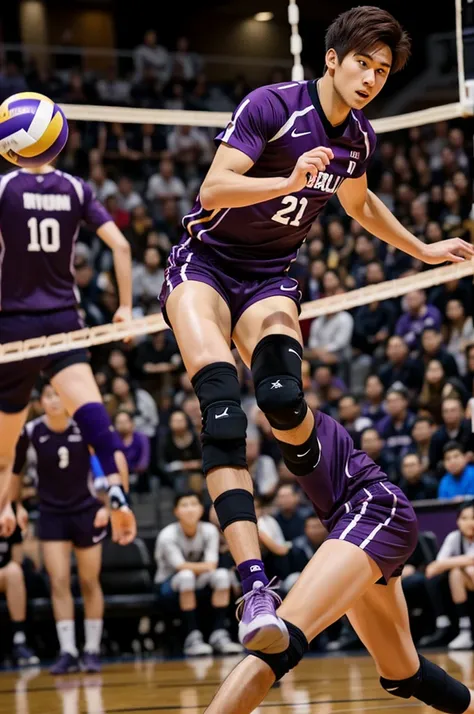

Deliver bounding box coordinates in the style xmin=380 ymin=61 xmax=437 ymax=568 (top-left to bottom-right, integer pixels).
xmin=0 ymin=92 xmax=68 ymax=168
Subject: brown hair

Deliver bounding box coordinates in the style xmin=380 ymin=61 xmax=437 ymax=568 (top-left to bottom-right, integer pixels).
xmin=325 ymin=6 xmax=411 ymax=74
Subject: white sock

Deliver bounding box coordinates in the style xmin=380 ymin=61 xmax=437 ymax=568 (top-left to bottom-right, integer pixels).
xmin=459 ymin=616 xmax=471 ymax=630
xmin=84 ymin=619 xmax=103 ymax=654
xmin=56 ymin=620 xmax=78 ymax=656
xmin=436 ymin=615 xmax=450 ymax=628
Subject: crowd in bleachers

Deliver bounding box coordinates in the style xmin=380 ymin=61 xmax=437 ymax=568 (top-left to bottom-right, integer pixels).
xmin=1 ymin=27 xmax=474 ymax=666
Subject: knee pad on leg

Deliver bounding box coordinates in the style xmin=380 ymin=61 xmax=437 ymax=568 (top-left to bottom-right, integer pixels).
xmin=249 ymin=620 xmax=308 ymax=682
xmin=192 ymin=363 xmax=247 ymax=474
xmin=214 ymin=489 xmax=257 ymax=531
xmin=210 ymin=567 xmax=231 ymax=590
xmin=380 ymin=655 xmax=471 ymax=714
xmin=174 ymin=569 xmax=196 ymax=592
xmin=251 ymin=335 xmax=306 ymax=431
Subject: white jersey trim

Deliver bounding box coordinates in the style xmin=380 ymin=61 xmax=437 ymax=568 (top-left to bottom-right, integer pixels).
xmin=55 ymin=170 xmax=84 ymax=205
xmin=351 ymin=111 xmax=371 ymax=161
xmin=221 ymin=98 xmax=251 ymax=143
xmin=0 ymin=170 xmax=21 ymax=202
xmin=268 ymin=105 xmax=315 ymax=143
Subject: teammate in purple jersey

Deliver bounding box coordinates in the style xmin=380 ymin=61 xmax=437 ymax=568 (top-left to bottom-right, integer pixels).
xmin=160 ymin=5 xmax=474 ymax=654
xmin=13 ymin=383 xmax=108 ymax=674
xmin=204 ymin=412 xmax=474 ymax=714
xmin=0 ymin=163 xmax=136 ymax=546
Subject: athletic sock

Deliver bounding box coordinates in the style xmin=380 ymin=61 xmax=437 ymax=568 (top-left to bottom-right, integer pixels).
xmin=456 ymin=602 xmax=470 ymax=629
xmin=56 ymin=620 xmax=78 ymax=656
xmin=182 ymin=609 xmax=199 ymax=636
xmin=12 ymin=622 xmax=26 ymax=646
xmin=237 ymin=559 xmax=269 ymax=593
xmin=276 ymin=427 xmax=320 ymax=477
xmin=84 ymin=619 xmax=103 ymax=654
xmin=213 ymin=606 xmax=227 ymax=632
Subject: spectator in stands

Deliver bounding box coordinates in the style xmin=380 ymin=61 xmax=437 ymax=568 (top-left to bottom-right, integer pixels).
xmin=274 ymin=484 xmax=309 ymax=542
xmin=398 ymin=453 xmax=438 ymax=501
xmin=170 ymin=37 xmax=203 ymax=82
xmin=352 ymin=296 xmax=396 ymax=357
xmin=376 ymin=386 xmax=415 ymax=482
xmin=337 ymin=395 xmax=372 ymax=448
xmin=379 ymin=336 xmax=424 ymax=394
xmin=351 ymin=234 xmax=379 ymax=287
xmin=95 ymin=66 xmax=131 ymax=105
xmin=360 ymin=428 xmax=391 ymax=476
xmin=312 ymin=363 xmax=346 ymax=413
xmin=463 ymin=344 xmax=474 ymax=394
xmin=306 ymin=308 xmax=354 ymax=368
xmin=146 ymin=158 xmax=188 ymax=218
xmin=292 ymin=515 xmax=327 ymax=563
xmin=418 ymin=359 xmax=469 ymax=424
xmin=410 ymin=416 xmax=435 ymax=472
xmin=395 ymin=290 xmax=442 ymax=351
xmin=0 ymin=517 xmax=38 ymax=666
xmin=430 ymin=278 xmax=472 ymax=317
xmin=110 ymin=377 xmax=159 ymax=439
xmin=420 ymin=326 xmax=460 ymax=379
xmin=134 ymin=30 xmax=170 ymax=86
xmin=360 ymin=374 xmax=386 ymax=424
xmin=253 ymin=495 xmax=296 ymax=595
xmin=107 ymin=349 xmax=130 ymax=381
xmin=438 ymin=443 xmax=474 ymax=500
xmin=154 ymin=491 xmax=242 ymax=655
xmin=167 ymin=125 xmax=213 ymax=177
xmin=429 ymin=398 xmax=472 ymax=476
xmin=134 ymin=332 xmax=181 ymax=402
xmin=159 ymin=410 xmax=202 ymax=494
xmin=426 ymin=500 xmax=474 ymax=650
xmin=0 ymin=61 xmax=27 ymax=102
xmin=114 ymin=411 xmax=151 ymax=492
xmin=444 ymin=298 xmax=474 ymax=374
xmin=132 ymin=247 xmax=165 ymax=310
xmin=116 ymin=177 xmax=143 ymax=213
xmin=88 ymin=165 xmax=118 ymax=204
xmin=246 ymin=436 xmax=279 ymax=500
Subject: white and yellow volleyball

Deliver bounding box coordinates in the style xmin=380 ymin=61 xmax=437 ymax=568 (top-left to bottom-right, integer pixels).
xmin=0 ymin=92 xmax=69 ymax=168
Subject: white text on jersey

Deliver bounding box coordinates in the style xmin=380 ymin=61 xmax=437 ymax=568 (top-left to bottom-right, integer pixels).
xmin=23 ymin=193 xmax=71 ymax=212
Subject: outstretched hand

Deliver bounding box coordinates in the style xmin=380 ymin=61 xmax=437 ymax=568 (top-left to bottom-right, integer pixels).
xmin=421 ymin=238 xmax=474 ymax=265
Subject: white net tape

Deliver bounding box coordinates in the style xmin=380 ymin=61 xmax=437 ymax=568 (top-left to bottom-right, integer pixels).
xmin=1 ymin=260 xmax=473 ymax=364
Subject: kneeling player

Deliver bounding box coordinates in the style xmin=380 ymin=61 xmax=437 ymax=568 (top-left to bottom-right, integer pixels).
xmin=13 ymin=383 xmax=108 ymax=674
xmin=204 ymin=411 xmax=474 ymax=714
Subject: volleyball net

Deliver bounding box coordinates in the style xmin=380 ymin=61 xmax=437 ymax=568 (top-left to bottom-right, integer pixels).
xmin=0 ymin=0 xmax=473 ymax=363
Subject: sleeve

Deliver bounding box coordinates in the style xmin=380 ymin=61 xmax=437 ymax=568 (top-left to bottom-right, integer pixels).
xmin=351 ymin=120 xmax=377 ymax=178
xmin=90 ymin=453 xmax=105 ymax=478
xmin=215 ymin=86 xmax=288 ymax=163
xmin=438 ymin=477 xmax=451 ymax=499
xmin=13 ymin=428 xmax=30 ymax=475
xmin=81 ymin=181 xmax=113 ymax=230
xmin=436 ymin=531 xmax=460 ymax=560
xmin=135 ymin=433 xmax=151 ymax=473
xmin=160 ymin=529 xmax=185 ymax=570
xmin=203 ymin=525 xmax=219 ymax=563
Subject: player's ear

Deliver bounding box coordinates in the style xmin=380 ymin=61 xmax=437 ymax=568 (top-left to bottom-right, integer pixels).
xmin=325 ymin=48 xmax=338 ymax=74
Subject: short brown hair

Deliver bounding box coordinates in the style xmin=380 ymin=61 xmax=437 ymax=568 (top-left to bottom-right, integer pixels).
xmin=325 ymin=6 xmax=411 ymax=74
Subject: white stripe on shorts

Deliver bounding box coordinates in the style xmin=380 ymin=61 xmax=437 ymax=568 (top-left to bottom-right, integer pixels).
xmin=359 ymin=482 xmax=397 ymax=551
xmin=180 ymin=252 xmax=194 ymax=281
xmin=339 ymin=488 xmax=373 ymax=542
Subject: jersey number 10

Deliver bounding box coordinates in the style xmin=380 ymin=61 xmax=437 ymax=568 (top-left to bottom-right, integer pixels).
xmin=27 ymin=217 xmax=61 ymax=253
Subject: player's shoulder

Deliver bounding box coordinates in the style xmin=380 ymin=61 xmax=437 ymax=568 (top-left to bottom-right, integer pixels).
xmin=442 ymin=530 xmax=462 ymax=548
xmin=349 ymin=109 xmax=377 ymax=156
xmin=240 ymin=80 xmax=310 ymax=114
xmin=25 ymin=415 xmax=48 ymax=439
xmin=0 ymin=168 xmax=24 ymax=198
xmin=51 ymin=169 xmax=88 ymax=204
xmin=158 ymin=522 xmax=180 ymax=543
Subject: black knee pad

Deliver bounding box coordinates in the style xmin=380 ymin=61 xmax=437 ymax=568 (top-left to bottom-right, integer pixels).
xmin=251 ymin=335 xmax=307 ymax=431
xmin=214 ymin=489 xmax=257 ymax=531
xmin=192 ymin=362 xmax=247 ymax=474
xmin=249 ymin=620 xmax=308 ymax=682
xmin=380 ymin=655 xmax=471 ymax=714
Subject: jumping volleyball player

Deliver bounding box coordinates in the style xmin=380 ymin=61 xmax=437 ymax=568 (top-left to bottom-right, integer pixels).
xmin=0 ymin=149 xmax=136 ymax=544
xmin=160 ymin=4 xmax=474 ymax=652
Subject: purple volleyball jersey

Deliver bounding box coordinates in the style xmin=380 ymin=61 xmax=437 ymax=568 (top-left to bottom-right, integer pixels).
xmin=179 ymin=80 xmax=376 ymax=275
xmin=14 ymin=416 xmax=98 ymax=513
xmin=0 ymin=169 xmax=111 ymax=312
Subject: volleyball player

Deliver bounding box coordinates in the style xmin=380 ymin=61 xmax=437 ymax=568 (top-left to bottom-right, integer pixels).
xmin=0 ymin=161 xmax=136 ymax=544
xmin=203 ymin=409 xmax=474 ymax=714
xmin=160 ymin=5 xmax=474 ymax=651
xmin=13 ymin=383 xmax=108 ymax=674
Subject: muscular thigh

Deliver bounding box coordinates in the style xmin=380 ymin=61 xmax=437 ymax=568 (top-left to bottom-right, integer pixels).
xmin=75 ymin=543 xmax=102 ymax=580
xmin=347 ymin=577 xmax=419 ymax=680
xmin=51 ymin=362 xmax=102 ymax=415
xmin=42 ymin=541 xmax=73 ymax=583
xmin=233 ymin=297 xmax=302 ymax=369
xmin=165 ymin=281 xmax=234 ymax=378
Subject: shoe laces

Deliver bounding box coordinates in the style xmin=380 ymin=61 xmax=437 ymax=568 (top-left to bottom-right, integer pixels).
xmin=235 ymin=577 xmax=282 ymax=621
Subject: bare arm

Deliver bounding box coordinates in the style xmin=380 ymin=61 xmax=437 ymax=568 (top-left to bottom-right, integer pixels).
xmin=258 ymin=529 xmax=291 ymax=556
xmin=176 ymin=561 xmax=217 ymax=574
xmin=338 ymin=175 xmax=474 ymax=264
xmin=426 ymin=555 xmax=473 ymax=578
xmin=200 ymin=144 xmax=333 ymax=210
xmin=96 ymin=221 xmax=132 ymax=314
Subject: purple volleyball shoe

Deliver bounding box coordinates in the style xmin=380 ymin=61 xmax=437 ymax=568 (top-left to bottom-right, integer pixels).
xmin=236 ymin=579 xmax=289 ymax=654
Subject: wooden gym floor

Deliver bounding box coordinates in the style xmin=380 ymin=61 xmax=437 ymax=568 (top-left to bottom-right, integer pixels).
xmin=0 ymin=651 xmax=471 ymax=714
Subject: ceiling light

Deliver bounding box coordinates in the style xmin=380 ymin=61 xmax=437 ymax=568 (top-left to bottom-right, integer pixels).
xmin=254 ymin=11 xmax=274 ymax=22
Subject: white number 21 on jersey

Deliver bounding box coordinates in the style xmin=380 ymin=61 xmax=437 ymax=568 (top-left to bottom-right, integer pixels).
xmin=271 ymin=196 xmax=308 ymax=227
xmin=27 ymin=217 xmax=61 ymax=253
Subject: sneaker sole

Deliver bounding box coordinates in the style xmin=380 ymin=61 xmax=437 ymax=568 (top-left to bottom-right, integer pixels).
xmin=239 ymin=615 xmax=289 ymax=654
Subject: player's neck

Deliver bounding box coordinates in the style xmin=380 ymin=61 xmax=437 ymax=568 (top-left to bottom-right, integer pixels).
xmin=23 ymin=165 xmax=55 ymax=175
xmin=44 ymin=414 xmax=70 ymax=432
xmin=317 ymin=75 xmax=351 ymax=127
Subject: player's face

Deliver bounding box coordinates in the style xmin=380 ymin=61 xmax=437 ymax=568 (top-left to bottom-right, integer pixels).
xmin=457 ymin=506 xmax=474 ymax=538
xmin=175 ymin=496 xmax=203 ymax=527
xmin=332 ymin=45 xmax=392 ymax=110
xmin=40 ymin=385 xmax=67 ymax=418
